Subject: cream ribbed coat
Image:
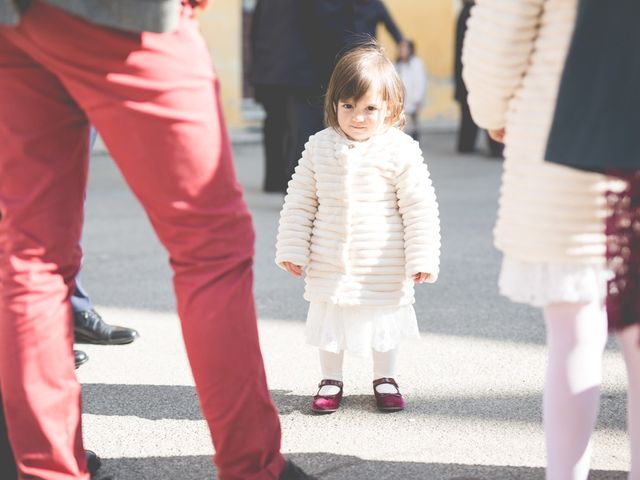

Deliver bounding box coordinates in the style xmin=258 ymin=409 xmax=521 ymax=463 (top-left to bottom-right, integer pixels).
xmin=462 ymin=0 xmax=610 ymax=265
xmin=275 ymin=127 xmax=441 ymax=307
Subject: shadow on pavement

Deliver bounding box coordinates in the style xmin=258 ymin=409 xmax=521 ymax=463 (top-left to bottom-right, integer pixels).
xmin=82 ymin=384 xmax=626 ymax=431
xmin=94 ymin=452 xmax=628 ymax=480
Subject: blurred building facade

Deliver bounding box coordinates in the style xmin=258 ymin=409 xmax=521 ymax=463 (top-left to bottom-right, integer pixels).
xmin=198 ymin=1 xmax=457 ymax=129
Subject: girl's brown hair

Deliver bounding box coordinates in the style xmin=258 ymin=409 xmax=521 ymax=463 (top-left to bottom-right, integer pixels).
xmin=324 ymin=42 xmax=405 ymax=131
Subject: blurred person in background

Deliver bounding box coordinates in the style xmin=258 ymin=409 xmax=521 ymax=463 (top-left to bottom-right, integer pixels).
xmin=454 ymin=0 xmax=502 ymax=158
xmin=0 ymin=1 xmax=313 ymax=478
xmin=546 ymin=0 xmax=640 ymax=476
xmin=251 ymin=0 xmax=355 ymax=190
xmin=463 ymin=0 xmax=625 ymax=478
xmin=351 ymin=0 xmax=403 ymax=46
xmin=395 ymin=39 xmax=427 ymax=141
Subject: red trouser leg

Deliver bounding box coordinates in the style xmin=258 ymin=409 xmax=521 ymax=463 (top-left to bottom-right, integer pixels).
xmin=0 ymin=2 xmax=285 ymax=479
xmin=0 ymin=24 xmax=90 ymax=479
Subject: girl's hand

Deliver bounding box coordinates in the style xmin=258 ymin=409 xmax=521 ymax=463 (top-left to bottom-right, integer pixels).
xmin=282 ymin=262 xmax=303 ymax=277
xmin=413 ymin=272 xmax=432 ymax=284
xmin=488 ymin=128 xmax=506 ymax=143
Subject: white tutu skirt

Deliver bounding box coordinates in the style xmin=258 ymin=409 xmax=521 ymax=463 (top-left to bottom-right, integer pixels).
xmin=499 ymin=255 xmax=611 ymax=308
xmin=305 ymin=302 xmax=420 ymax=357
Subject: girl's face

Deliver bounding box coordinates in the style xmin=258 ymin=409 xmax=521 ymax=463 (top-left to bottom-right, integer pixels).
xmin=337 ymin=86 xmax=391 ymax=142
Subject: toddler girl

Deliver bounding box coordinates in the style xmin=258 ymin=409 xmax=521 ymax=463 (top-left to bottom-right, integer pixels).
xmin=275 ymin=43 xmax=441 ymax=413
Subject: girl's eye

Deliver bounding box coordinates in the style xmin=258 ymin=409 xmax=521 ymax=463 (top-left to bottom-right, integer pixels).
xmin=342 ymin=104 xmax=352 ymax=110
xmin=367 ymin=106 xmax=378 ymax=111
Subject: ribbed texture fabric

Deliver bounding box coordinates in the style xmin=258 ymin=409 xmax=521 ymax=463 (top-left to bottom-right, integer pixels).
xmin=276 ymin=127 xmax=440 ymax=307
xmin=462 ymin=0 xmax=611 ymax=265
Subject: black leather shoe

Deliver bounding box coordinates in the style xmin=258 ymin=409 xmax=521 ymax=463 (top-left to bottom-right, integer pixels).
xmin=74 ymin=350 xmax=89 ymax=369
xmin=86 ymin=450 xmax=102 ymax=476
xmin=74 ymin=309 xmax=139 ymax=345
xmin=280 ymin=461 xmax=316 ymax=480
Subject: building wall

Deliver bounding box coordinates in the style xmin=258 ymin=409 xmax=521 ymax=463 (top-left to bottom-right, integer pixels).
xmin=198 ymin=1 xmax=457 ymax=128
xmin=378 ymin=0 xmax=457 ymax=123
xmin=198 ymin=0 xmax=245 ymax=127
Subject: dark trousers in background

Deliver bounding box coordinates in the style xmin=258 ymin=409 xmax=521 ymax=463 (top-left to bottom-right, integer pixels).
xmin=0 ymin=396 xmax=17 ymax=479
xmin=71 ymin=279 xmax=94 ymax=313
xmin=457 ymin=98 xmax=504 ymax=158
xmin=0 ymin=3 xmax=284 ymax=479
xmin=285 ymin=89 xmax=325 ymax=181
xmin=71 ymin=127 xmax=98 ymax=314
xmin=255 ymin=86 xmax=324 ymax=192
xmin=255 ymin=85 xmax=289 ymax=192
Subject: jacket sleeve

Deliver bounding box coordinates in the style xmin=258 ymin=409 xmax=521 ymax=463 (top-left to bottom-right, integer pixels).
xmin=275 ymin=139 xmax=318 ymax=270
xmin=461 ymin=0 xmax=544 ymax=129
xmin=396 ymin=140 xmax=441 ymax=282
xmin=379 ymin=1 xmax=403 ymax=44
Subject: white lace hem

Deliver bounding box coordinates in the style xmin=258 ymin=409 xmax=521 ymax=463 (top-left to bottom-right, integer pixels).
xmin=499 ymin=255 xmax=611 ymax=308
xmin=305 ymin=302 xmax=419 ymax=357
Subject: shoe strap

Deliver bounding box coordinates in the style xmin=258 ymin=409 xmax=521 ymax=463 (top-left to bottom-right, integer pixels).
xmin=373 ymin=377 xmax=399 ymax=389
xmin=318 ymin=379 xmax=343 ymax=388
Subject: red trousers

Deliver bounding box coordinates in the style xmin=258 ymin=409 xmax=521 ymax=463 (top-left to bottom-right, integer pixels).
xmin=0 ymin=2 xmax=284 ymax=479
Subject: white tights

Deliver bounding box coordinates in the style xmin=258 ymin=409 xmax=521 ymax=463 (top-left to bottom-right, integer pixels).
xmin=543 ymin=301 xmax=640 ymax=480
xmin=619 ymin=324 xmax=640 ymax=480
xmin=317 ymin=348 xmax=399 ymax=395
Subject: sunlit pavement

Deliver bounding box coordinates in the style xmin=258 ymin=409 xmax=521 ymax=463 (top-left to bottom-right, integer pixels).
xmin=79 ymin=131 xmax=629 ymax=479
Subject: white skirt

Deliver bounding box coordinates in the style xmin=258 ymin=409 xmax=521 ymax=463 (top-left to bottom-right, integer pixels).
xmin=499 ymin=255 xmax=611 ymax=308
xmin=305 ymin=302 xmax=420 ymax=357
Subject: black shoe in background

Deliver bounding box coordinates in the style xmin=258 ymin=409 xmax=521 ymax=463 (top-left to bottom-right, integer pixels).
xmin=86 ymin=450 xmax=102 ymax=477
xmin=74 ymin=350 xmax=89 ymax=369
xmin=74 ymin=309 xmax=139 ymax=345
xmin=0 ymin=397 xmax=17 ymax=480
xmin=280 ymin=460 xmax=317 ymax=480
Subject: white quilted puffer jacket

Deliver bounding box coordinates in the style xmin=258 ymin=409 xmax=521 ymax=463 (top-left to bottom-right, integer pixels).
xmin=462 ymin=0 xmax=612 ymax=265
xmin=275 ymin=127 xmax=441 ymax=307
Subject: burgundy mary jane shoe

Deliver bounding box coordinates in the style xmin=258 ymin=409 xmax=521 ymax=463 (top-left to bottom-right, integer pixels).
xmin=311 ymin=379 xmax=343 ymax=413
xmin=373 ymin=377 xmax=405 ymax=412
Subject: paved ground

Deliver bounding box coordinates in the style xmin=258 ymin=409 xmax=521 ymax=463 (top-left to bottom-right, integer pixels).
xmin=78 ymin=131 xmax=630 ymax=479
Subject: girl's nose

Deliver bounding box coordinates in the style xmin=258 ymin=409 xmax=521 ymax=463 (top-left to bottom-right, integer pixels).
xmin=355 ymin=113 xmax=365 ymax=122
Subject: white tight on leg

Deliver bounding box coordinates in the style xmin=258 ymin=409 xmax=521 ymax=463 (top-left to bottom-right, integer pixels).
xmin=543 ymin=301 xmax=608 ymax=480
xmin=617 ymin=324 xmax=640 ymax=480
xmin=373 ymin=348 xmax=400 ymax=394
xmin=318 ymin=349 xmax=344 ymax=395
xmin=317 ymin=348 xmax=401 ymax=395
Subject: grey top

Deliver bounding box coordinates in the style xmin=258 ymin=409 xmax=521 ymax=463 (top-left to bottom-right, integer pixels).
xmin=0 ymin=0 xmax=181 ymax=33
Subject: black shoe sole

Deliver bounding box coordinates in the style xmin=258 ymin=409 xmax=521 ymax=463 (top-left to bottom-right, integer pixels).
xmin=86 ymin=450 xmax=102 ymax=476
xmin=75 ymin=357 xmax=89 ymax=369
xmin=74 ymin=332 xmax=138 ymax=345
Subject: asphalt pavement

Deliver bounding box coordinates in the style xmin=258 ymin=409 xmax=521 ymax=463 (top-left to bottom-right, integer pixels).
xmin=78 ymin=130 xmax=630 ymax=479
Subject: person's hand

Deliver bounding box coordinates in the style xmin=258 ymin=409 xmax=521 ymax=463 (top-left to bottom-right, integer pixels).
xmin=190 ymin=0 xmax=210 ymax=9
xmin=282 ymin=262 xmax=303 ymax=277
xmin=488 ymin=128 xmax=506 ymax=143
xmin=413 ymin=272 xmax=433 ymax=284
